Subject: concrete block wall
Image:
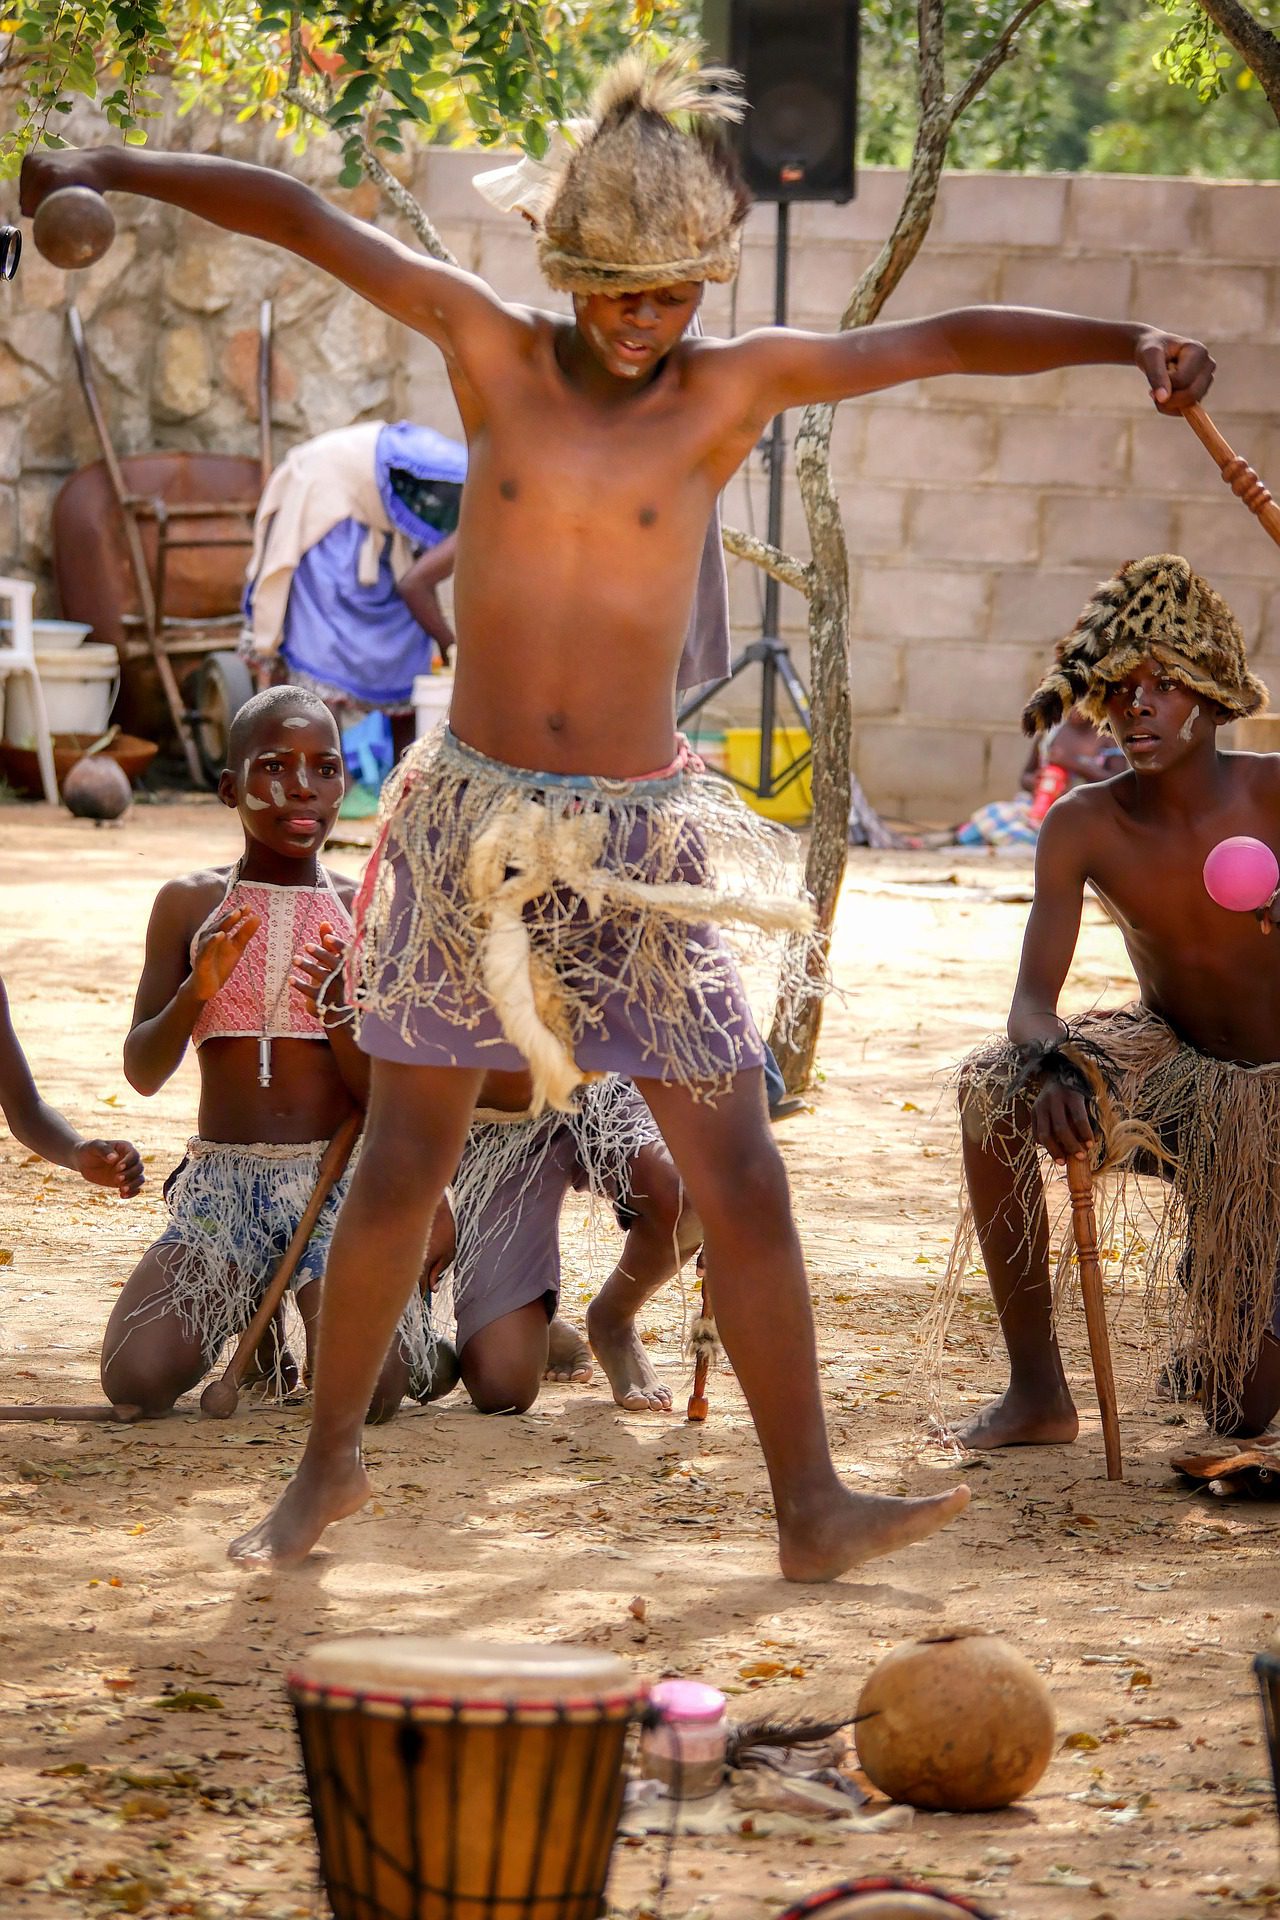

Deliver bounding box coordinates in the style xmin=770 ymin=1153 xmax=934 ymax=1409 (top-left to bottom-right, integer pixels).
xmin=3 ymin=125 xmax=1277 ymax=816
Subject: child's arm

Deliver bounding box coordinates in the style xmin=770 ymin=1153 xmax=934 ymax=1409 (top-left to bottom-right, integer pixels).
xmin=1005 ymin=801 xmax=1096 ymax=1162
xmin=0 ymin=979 xmax=143 ymax=1194
xmin=19 ymin=148 xmax=523 ymax=379
xmin=124 ymin=882 xmax=259 ymax=1095
xmin=291 ymin=926 xmax=370 ymax=1106
xmin=726 ymin=306 xmax=1212 ymax=421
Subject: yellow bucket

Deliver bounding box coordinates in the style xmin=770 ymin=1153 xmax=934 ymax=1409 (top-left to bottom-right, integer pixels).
xmin=722 ymin=726 xmax=813 ymax=823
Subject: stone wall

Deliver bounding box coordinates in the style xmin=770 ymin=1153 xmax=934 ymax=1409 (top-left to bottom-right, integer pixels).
xmin=4 ymin=126 xmax=1277 ymax=815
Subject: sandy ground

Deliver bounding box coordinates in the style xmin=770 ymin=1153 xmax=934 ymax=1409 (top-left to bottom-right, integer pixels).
xmin=1 ymin=800 xmax=1278 ymax=1920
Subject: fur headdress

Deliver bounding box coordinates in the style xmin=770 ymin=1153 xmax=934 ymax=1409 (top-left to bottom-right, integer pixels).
xmin=532 ymin=50 xmax=750 ymax=296
xmin=1022 ymin=554 xmax=1267 ymax=736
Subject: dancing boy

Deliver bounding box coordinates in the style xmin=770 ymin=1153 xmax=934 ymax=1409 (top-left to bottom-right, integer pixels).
xmin=942 ymin=555 xmax=1280 ymax=1447
xmin=103 ymin=687 xmax=428 ymax=1415
xmin=25 ymin=51 xmax=1215 ymax=1574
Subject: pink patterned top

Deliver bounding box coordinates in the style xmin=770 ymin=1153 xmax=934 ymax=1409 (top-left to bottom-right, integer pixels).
xmin=191 ymin=871 xmax=353 ymax=1049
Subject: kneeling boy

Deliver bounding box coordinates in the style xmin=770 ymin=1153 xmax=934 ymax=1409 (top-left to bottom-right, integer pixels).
xmin=103 ymin=688 xmax=427 ymax=1416
xmin=946 ymin=554 xmax=1280 ymax=1444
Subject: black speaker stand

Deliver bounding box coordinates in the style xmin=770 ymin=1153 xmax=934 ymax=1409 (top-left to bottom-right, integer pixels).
xmin=678 ymin=200 xmax=812 ymax=804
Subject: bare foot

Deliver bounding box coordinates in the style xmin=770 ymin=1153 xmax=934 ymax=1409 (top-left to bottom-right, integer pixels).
xmin=227 ymin=1450 xmax=370 ymax=1568
xmin=955 ymin=1388 xmax=1079 ymax=1451
xmin=544 ymin=1316 xmax=594 ymax=1385
xmin=586 ymin=1295 xmax=673 ymax=1412
xmin=779 ymin=1482 xmax=972 ymax=1583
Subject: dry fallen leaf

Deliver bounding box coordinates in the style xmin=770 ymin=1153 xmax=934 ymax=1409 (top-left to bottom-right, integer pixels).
xmin=628 ymin=1596 xmax=648 ymax=1622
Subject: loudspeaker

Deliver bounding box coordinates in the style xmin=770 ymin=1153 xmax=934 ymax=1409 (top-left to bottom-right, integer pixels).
xmin=704 ymin=0 xmax=858 ymax=204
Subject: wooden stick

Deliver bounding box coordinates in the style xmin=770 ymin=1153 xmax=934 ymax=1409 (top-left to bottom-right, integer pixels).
xmin=687 ymin=1270 xmax=713 ymax=1423
xmin=1066 ymin=1156 xmax=1123 ymax=1482
xmin=0 ymin=1402 xmax=141 ymax=1424
xmin=1184 ymin=403 xmax=1280 ymax=551
xmin=199 ymin=1112 xmax=361 ymax=1420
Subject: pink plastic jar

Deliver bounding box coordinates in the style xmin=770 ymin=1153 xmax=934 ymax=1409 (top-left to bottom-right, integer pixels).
xmin=640 ymin=1679 xmax=728 ymax=1798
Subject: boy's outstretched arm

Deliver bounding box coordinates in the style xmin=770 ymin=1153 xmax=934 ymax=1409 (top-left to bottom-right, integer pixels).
xmin=1006 ymin=801 xmax=1096 ymax=1163
xmin=728 ymin=306 xmax=1213 ymax=419
xmin=19 ymin=148 xmax=521 ymax=372
xmin=0 ymin=977 xmax=142 ymax=1194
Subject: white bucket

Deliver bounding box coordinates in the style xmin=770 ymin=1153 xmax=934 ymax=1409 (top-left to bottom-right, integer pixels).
xmin=3 ymin=641 xmax=120 ymax=745
xmin=413 ymin=668 xmax=454 ymax=739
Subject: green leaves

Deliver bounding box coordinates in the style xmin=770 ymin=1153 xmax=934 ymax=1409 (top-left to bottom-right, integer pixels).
xmin=0 ymin=0 xmax=705 ymax=181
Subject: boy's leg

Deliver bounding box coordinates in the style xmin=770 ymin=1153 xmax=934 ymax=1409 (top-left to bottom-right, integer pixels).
xmin=295 ymin=1280 xmax=410 ymax=1425
xmin=636 ymin=1068 xmax=969 ymax=1581
xmin=953 ymin=1081 xmax=1079 ymax=1449
xmin=460 ymin=1301 xmax=552 ymax=1413
xmin=100 ymin=1246 xmax=209 ymax=1416
xmin=1204 ymin=1337 xmax=1280 ymax=1439
xmin=586 ymin=1140 xmax=701 ymax=1412
xmin=228 ymin=1061 xmax=484 ymax=1565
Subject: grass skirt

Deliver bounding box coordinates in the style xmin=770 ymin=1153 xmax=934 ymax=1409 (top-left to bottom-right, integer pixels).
xmin=351 ymin=727 xmax=821 ymax=1111
xmin=113 ymin=1138 xmax=431 ymax=1384
xmin=933 ymin=1004 xmax=1280 ymax=1417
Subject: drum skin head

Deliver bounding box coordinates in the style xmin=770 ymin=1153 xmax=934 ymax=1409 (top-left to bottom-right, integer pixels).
xmin=289 ymin=1636 xmax=641 ymax=1706
xmin=801 ymin=1899 xmax=979 ymax=1919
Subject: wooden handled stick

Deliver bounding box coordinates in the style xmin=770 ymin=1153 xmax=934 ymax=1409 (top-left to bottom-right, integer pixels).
xmin=687 ymin=1268 xmax=713 ymax=1423
xmin=1066 ymin=1156 xmax=1123 ymax=1482
xmin=0 ymin=1402 xmax=141 ymax=1424
xmin=199 ymin=1112 xmax=361 ymax=1420
xmin=1184 ymin=403 xmax=1280 ymax=551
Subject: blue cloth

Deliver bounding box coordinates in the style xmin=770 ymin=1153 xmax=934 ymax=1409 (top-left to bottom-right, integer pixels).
xmin=267 ymin=422 xmax=468 ymax=708
xmin=280 ymin=516 xmax=432 ymax=706
xmin=375 ymin=420 xmax=467 ymax=546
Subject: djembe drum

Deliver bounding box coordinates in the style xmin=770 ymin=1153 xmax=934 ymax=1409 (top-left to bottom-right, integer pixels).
xmin=287 ymin=1637 xmax=648 ymax=1920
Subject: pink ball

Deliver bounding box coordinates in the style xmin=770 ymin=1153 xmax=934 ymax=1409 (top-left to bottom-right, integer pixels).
xmin=1203 ymin=836 xmax=1280 ymax=913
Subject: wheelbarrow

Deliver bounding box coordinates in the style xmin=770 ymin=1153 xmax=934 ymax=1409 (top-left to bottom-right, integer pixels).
xmin=52 ymin=301 xmax=275 ymax=785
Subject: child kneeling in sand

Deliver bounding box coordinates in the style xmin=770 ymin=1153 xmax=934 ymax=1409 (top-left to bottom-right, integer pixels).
xmin=101 ymin=687 xmax=428 ymax=1416
xmin=296 ymin=925 xmax=699 ymax=1418
xmin=940 ymin=554 xmax=1280 ymax=1445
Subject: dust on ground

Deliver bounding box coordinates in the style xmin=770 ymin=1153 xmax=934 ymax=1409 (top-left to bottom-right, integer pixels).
xmin=0 ymin=801 xmax=1277 ymax=1920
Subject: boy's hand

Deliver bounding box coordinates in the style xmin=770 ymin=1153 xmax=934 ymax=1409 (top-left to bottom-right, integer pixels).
xmin=1134 ymin=331 xmax=1214 ymax=414
xmin=74 ymin=1139 xmax=144 ymax=1197
xmin=1031 ymin=1081 xmax=1094 ymax=1164
xmin=19 ymin=149 xmax=103 ymax=217
xmin=422 ymin=1191 xmax=457 ymax=1293
xmin=291 ymin=922 xmax=348 ymax=1021
xmin=191 ymin=905 xmax=260 ymax=1001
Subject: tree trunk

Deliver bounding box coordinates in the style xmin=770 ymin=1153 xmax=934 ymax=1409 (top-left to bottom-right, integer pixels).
xmin=769 ymin=0 xmax=1050 ymax=1089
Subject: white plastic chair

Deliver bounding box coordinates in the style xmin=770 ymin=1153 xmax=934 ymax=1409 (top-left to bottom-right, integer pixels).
xmin=0 ymin=576 xmax=59 ymax=805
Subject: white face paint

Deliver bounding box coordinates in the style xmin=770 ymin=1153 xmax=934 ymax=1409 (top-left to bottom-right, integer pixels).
xmin=296 ymin=760 xmax=313 ymax=793
xmin=270 ymin=779 xmax=287 ymax=807
xmin=282 ymin=715 xmax=309 ymax=729
xmin=244 ymin=792 xmax=269 ymax=811
xmin=1178 ymin=704 xmax=1200 ymax=743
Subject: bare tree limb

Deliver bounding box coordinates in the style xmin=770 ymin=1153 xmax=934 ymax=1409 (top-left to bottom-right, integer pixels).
xmin=721 ymin=524 xmax=813 ymax=596
xmin=947 ymin=0 xmax=1051 ymax=124
xmin=281 ymin=83 xmax=459 ymax=266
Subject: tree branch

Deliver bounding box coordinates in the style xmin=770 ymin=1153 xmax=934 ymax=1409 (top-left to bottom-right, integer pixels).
xmin=721 ymin=524 xmax=813 ymax=597
xmin=281 ymin=84 xmax=459 ymax=265
xmin=1193 ymin=0 xmax=1280 ymax=121
xmin=946 ymin=0 xmax=1053 ymax=125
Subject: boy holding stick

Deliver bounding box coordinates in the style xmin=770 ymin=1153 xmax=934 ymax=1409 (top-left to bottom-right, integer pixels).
xmin=941 ymin=555 xmax=1280 ymax=1448
xmin=25 ymin=50 xmax=1215 ymax=1574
